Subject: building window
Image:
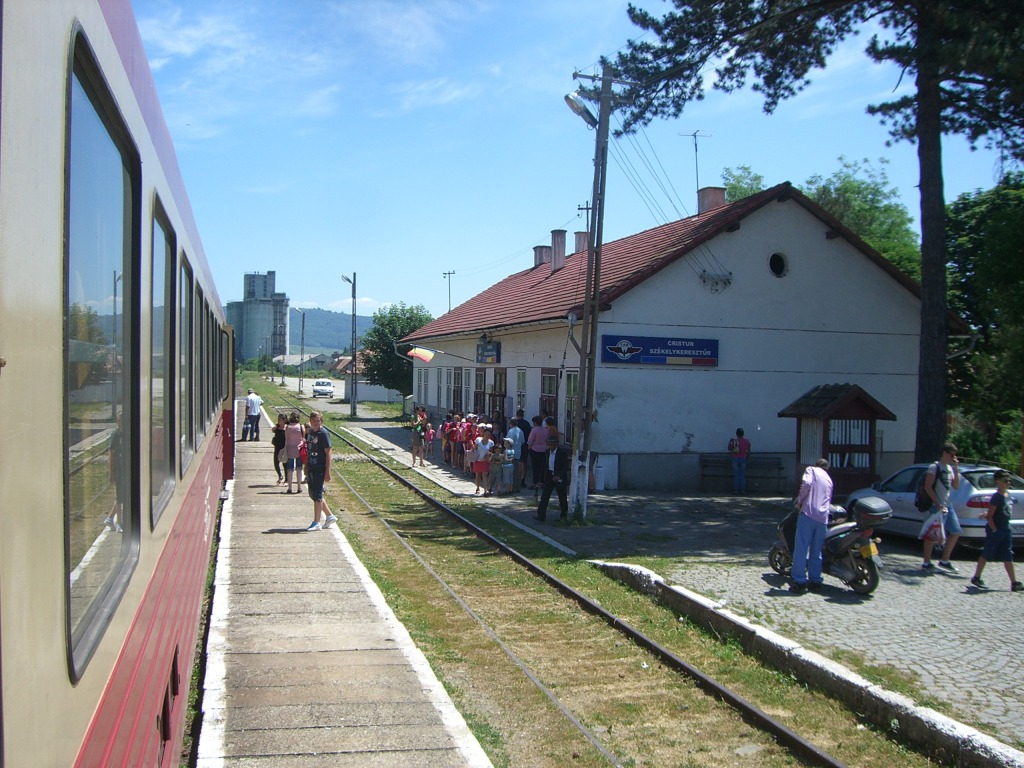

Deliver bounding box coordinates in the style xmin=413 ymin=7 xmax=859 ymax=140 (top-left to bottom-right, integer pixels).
xmin=489 ymin=368 xmax=507 ymax=420
xmin=463 ymin=368 xmax=473 ymax=415
xmin=65 ymin=39 xmax=140 ymax=677
xmin=452 ymin=368 xmax=463 ymax=412
xmin=516 ymin=368 xmax=527 ymax=412
xmin=473 ymin=367 xmax=486 ymax=415
xmin=540 ymin=368 xmax=558 ymax=423
xmin=769 ymin=251 xmax=788 ymax=277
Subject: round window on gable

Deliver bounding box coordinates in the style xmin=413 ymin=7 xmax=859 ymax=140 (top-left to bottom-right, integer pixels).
xmin=768 ymin=252 xmax=788 ymax=278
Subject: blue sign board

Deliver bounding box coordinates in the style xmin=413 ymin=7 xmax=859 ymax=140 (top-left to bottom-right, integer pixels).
xmin=601 ymin=335 xmax=718 ymax=366
xmin=476 ymin=341 xmax=501 ymax=364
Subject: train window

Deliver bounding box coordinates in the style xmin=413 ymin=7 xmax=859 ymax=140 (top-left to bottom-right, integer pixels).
xmin=180 ymin=258 xmax=194 ymax=474
xmin=65 ymin=40 xmax=140 ymax=677
xmin=151 ymin=207 xmax=176 ymax=525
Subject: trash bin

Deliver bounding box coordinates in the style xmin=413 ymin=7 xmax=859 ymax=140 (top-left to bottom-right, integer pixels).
xmin=594 ymin=464 xmax=605 ymax=491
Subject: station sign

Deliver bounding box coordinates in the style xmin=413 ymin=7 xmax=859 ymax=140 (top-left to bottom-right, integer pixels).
xmin=600 ymin=335 xmax=718 ymax=366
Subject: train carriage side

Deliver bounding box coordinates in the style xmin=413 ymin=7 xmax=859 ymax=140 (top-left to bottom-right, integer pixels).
xmin=0 ymin=1 xmax=235 ymax=766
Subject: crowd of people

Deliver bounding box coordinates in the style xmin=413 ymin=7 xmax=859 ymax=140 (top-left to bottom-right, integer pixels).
xmin=403 ymin=409 xmax=573 ymax=518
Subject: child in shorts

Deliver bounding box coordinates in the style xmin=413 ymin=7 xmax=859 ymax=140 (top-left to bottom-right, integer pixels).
xmin=970 ymin=470 xmax=1023 ymax=591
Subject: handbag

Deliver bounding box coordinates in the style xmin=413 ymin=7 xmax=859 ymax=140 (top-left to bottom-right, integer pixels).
xmin=919 ymin=509 xmax=946 ymax=547
xmin=298 ymin=439 xmax=308 ymax=464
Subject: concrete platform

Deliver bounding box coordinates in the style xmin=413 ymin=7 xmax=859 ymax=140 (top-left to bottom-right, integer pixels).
xmin=195 ymin=406 xmax=492 ymax=767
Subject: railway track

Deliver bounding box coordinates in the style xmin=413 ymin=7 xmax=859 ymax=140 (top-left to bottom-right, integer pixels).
xmin=263 ymin=397 xmax=927 ymax=767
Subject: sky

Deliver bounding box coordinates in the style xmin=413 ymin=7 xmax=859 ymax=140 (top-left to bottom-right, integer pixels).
xmin=131 ymin=0 xmax=1009 ymax=320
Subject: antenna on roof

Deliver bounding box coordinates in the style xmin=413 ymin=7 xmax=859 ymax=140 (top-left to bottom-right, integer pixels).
xmin=681 ymin=130 xmax=711 ymax=198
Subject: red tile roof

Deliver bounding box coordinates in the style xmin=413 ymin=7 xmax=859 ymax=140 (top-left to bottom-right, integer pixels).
xmin=402 ymin=182 xmax=926 ymax=343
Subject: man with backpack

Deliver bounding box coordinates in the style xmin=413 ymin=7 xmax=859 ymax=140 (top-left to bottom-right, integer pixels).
xmin=920 ymin=442 xmax=962 ymax=571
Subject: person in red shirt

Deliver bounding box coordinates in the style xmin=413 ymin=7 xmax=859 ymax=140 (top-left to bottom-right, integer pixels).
xmin=728 ymin=427 xmax=751 ymax=494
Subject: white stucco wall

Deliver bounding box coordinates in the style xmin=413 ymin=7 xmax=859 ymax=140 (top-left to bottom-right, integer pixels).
xmin=591 ymin=199 xmax=919 ymax=487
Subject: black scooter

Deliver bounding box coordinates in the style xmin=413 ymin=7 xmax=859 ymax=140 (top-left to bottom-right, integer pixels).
xmin=768 ymin=496 xmax=892 ymax=594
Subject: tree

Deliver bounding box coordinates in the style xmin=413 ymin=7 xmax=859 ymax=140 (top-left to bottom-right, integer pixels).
xmin=946 ymin=173 xmax=1024 ymax=428
xmin=722 ymin=157 xmax=920 ymax=276
xmin=360 ymin=303 xmax=433 ymax=396
xmin=722 ymin=165 xmax=765 ymax=202
xmin=803 ymin=157 xmax=920 ymax=278
xmin=608 ymin=0 xmax=1024 ymax=461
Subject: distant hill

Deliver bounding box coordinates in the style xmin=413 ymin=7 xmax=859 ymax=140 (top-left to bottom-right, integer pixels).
xmin=287 ymin=307 xmax=374 ymax=354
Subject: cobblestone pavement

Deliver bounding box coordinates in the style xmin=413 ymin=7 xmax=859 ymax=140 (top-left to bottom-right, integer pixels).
xmin=341 ymin=419 xmax=1024 ymax=752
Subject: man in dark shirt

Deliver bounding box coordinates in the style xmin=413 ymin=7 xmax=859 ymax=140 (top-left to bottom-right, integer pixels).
xmin=535 ymin=434 xmax=570 ymax=522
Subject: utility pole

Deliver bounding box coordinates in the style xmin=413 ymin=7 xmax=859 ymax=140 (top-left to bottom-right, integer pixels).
xmin=342 ymin=273 xmax=357 ymax=418
xmin=566 ymin=65 xmax=616 ymax=520
xmin=297 ymin=309 xmax=306 ymax=393
xmin=442 ymin=270 xmax=455 ymax=313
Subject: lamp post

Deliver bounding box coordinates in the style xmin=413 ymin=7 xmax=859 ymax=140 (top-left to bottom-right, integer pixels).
xmin=295 ymin=308 xmax=306 ymax=393
xmin=341 ymin=273 xmax=357 ymax=418
xmin=565 ymin=66 xmax=615 ymax=520
xmin=277 ymin=324 xmax=285 ymax=384
xmin=264 ymin=335 xmax=270 ymax=374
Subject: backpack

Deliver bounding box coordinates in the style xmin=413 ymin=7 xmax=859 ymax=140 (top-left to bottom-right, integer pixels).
xmin=914 ymin=463 xmax=944 ymax=512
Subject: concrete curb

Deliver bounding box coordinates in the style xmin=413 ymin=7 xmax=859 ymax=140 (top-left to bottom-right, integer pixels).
xmin=591 ymin=560 xmax=1024 ymax=768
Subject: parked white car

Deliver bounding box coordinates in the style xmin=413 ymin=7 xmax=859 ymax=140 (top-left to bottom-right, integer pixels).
xmin=846 ymin=463 xmax=1024 ymax=547
xmin=311 ymin=379 xmax=334 ymax=398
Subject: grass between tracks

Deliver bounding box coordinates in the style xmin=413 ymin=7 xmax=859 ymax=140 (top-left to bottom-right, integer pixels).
xmin=322 ymin=445 xmax=939 ymax=768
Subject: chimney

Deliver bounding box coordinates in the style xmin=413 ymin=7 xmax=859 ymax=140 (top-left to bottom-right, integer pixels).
xmin=551 ymin=229 xmax=566 ymax=272
xmin=574 ymin=231 xmax=588 ymax=255
xmin=533 ymin=245 xmax=551 ymax=267
xmin=698 ymin=186 xmax=727 ymax=214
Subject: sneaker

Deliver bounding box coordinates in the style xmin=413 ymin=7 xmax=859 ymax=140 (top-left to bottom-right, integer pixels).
xmin=970 ymin=576 xmax=987 ymax=589
xmin=1012 ymin=582 xmax=1024 ymax=592
xmin=323 ymin=514 xmax=338 ymax=529
xmin=789 ymin=581 xmax=807 ymax=593
xmin=937 ymin=560 xmax=959 ymax=572
xmin=921 ymin=562 xmax=934 ymax=570
xmin=103 ymin=517 xmax=116 ymax=531
xmin=305 ymin=521 xmax=322 ymax=532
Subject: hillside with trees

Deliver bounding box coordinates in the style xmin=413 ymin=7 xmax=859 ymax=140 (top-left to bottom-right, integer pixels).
xmin=285 ymin=308 xmax=374 ymax=354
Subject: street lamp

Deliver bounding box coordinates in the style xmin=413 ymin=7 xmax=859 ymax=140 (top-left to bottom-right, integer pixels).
xmin=566 ymin=66 xmax=615 ymax=520
xmin=341 ymin=273 xmax=357 ymax=418
xmin=277 ymin=324 xmax=285 ymax=384
xmin=294 ymin=308 xmax=306 ymax=393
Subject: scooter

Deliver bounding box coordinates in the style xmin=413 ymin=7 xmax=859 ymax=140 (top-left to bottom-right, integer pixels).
xmin=768 ymin=496 xmax=892 ymax=594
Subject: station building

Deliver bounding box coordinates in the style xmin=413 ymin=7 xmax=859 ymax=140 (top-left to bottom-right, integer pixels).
xmin=401 ymin=183 xmax=941 ymax=494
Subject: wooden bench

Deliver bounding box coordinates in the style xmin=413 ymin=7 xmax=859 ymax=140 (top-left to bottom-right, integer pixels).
xmin=699 ymin=452 xmax=788 ymax=494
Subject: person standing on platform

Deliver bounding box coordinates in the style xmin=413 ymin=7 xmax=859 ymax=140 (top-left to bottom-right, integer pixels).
xmin=535 ymin=434 xmax=570 ymax=522
xmin=242 ymin=389 xmax=263 ymax=441
xmin=271 ymin=413 xmax=287 ymax=485
xmin=304 ymin=411 xmax=336 ymax=531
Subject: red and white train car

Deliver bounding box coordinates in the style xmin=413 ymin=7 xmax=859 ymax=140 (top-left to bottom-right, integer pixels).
xmin=0 ymin=0 xmax=234 ymax=764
